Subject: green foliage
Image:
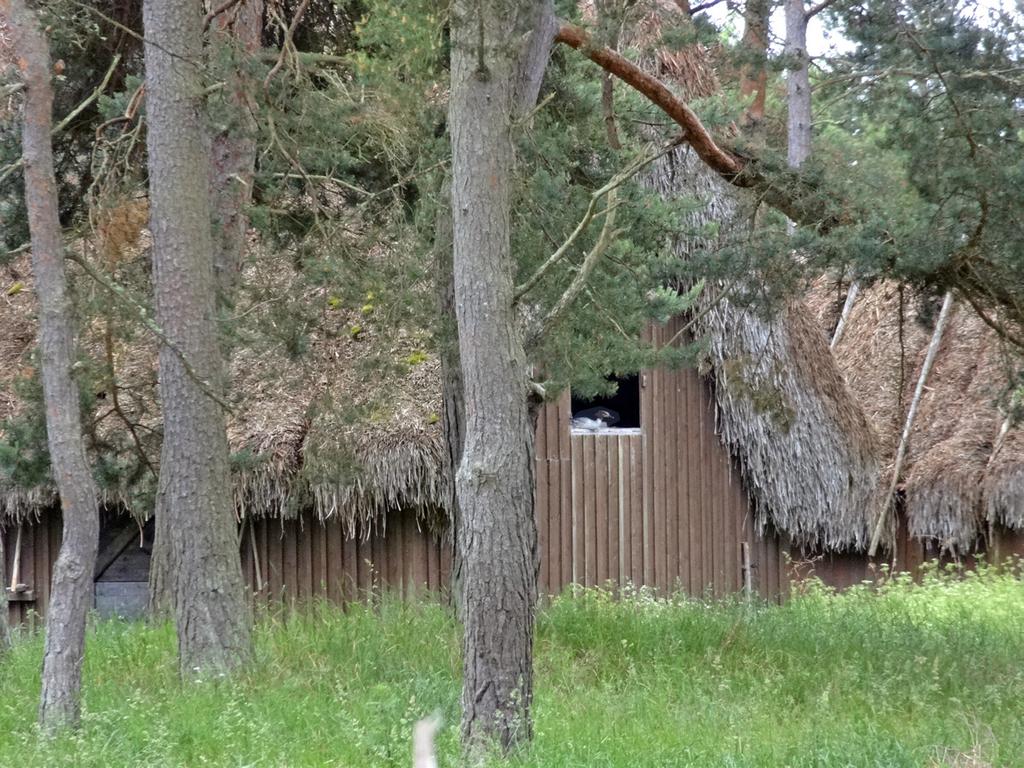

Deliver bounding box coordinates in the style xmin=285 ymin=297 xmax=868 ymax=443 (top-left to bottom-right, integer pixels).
xmin=509 ymin=51 xmax=712 ymax=399
xmin=2 ymin=568 xmax=1024 ymax=765
xmin=0 ymin=373 xmax=50 ymax=492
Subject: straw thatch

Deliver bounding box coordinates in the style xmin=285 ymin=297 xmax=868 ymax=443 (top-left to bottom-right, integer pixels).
xmin=632 ymin=5 xmax=883 ymax=550
xmin=0 ymin=239 xmax=448 ymax=532
xmin=811 ymin=279 xmax=1024 ymax=550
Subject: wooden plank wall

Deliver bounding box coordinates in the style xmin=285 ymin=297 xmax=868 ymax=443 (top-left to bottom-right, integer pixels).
xmin=534 ymin=316 xmax=788 ymax=601
xmin=3 ymin=514 xmax=60 ymax=630
xmin=241 ymin=511 xmax=450 ymax=608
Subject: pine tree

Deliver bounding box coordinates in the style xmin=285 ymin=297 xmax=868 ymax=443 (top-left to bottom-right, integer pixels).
xmin=142 ymin=0 xmax=252 ymax=674
xmin=6 ymin=0 xmax=101 ymax=732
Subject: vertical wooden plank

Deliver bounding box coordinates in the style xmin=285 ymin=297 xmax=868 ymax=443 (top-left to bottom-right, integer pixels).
xmin=266 ymin=520 xmax=282 ymax=603
xmin=727 ymin=463 xmax=743 ymax=594
xmin=425 ymin=531 xmax=439 ymax=592
xmin=283 ymin=519 xmax=299 ymax=606
xmin=558 ymin=393 xmax=572 ymax=592
xmin=413 ymin=521 xmax=430 ymax=595
xmin=536 ymin=413 xmax=550 ymax=596
xmin=665 ymin=369 xmax=680 ymax=593
xmin=342 ymin=524 xmax=358 ymax=602
xmin=239 ymin=519 xmax=253 ymax=597
xmin=38 ymin=517 xmax=52 ymax=619
xmin=699 ymin=386 xmax=714 ymax=595
xmin=408 ymin=517 xmax=422 ymax=597
xmin=365 ymin=526 xmax=377 ymax=595
xmin=619 ymin=436 xmax=630 ymax=585
xmin=255 ymin=517 xmax=268 ymax=605
xmin=375 ymin=523 xmax=389 ymax=594
xmin=687 ymin=373 xmax=701 ymax=596
xmin=594 ymin=436 xmax=608 ymax=586
xmin=610 ymin=436 xmax=622 ymax=586
xmin=388 ymin=519 xmax=403 ymax=594
xmin=314 ymin=518 xmax=328 ymax=599
xmin=629 ymin=436 xmax=643 ymax=586
xmin=655 ymin=366 xmax=670 ymax=593
xmin=571 ymin=434 xmax=583 ymax=586
xmin=673 ymin=369 xmax=688 ymax=595
xmin=711 ymin=405 xmax=725 ymax=598
xmin=296 ymin=519 xmax=313 ymax=603
xmin=325 ymin=518 xmax=342 ymax=604
xmin=641 ymin=364 xmax=654 ymax=588
xmin=545 ymin=401 xmax=561 ymax=596
xmin=581 ymin=436 xmax=595 ymax=586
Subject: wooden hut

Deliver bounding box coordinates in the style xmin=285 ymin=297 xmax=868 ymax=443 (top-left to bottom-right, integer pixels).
xmin=1 ymin=233 xmax=788 ymax=626
xmin=4 ymin=2 xmax=1024 ymax=626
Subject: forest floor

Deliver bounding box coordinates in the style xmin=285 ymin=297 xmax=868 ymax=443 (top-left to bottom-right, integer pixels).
xmin=1 ymin=565 xmax=1023 ymax=767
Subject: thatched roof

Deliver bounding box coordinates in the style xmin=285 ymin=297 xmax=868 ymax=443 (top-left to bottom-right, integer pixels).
xmin=810 ymin=279 xmax=1024 ymax=551
xmin=0 ymin=243 xmax=448 ymax=531
xmin=633 ymin=3 xmax=884 ymax=550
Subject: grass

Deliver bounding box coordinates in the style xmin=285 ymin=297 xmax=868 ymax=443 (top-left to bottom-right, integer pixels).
xmin=1 ymin=564 xmax=1023 ymax=766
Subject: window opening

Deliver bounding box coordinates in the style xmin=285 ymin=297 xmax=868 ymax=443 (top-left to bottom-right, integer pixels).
xmin=570 ymin=374 xmax=641 ymax=433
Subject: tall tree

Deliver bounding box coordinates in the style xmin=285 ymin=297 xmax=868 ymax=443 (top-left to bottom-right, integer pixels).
xmin=785 ymin=0 xmax=811 ymax=168
xmin=448 ymin=0 xmax=553 ymax=750
xmin=148 ymin=0 xmax=263 ymax=617
xmin=142 ymin=0 xmax=251 ymax=673
xmin=0 ymin=534 xmax=9 ymax=655
xmin=5 ymin=0 xmax=101 ymax=731
xmin=740 ymin=0 xmax=772 ymax=125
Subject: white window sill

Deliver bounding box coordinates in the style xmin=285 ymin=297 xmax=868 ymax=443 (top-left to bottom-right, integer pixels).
xmin=570 ymin=427 xmax=643 ymax=436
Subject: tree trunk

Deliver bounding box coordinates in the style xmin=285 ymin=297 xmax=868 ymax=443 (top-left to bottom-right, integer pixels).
xmin=785 ymin=0 xmax=812 ymax=168
xmin=434 ymin=174 xmax=465 ymax=612
xmin=209 ymin=0 xmax=263 ymax=300
xmin=143 ymin=0 xmax=252 ymax=675
xmin=0 ymin=530 xmax=10 ymax=655
xmin=740 ymin=0 xmax=771 ymax=125
xmin=449 ymin=0 xmax=551 ymax=750
xmin=147 ymin=0 xmax=263 ymax=619
xmin=6 ymin=0 xmax=101 ymax=732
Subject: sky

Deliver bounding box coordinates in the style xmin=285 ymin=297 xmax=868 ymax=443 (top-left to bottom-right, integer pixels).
xmin=705 ymin=0 xmax=1017 ymax=59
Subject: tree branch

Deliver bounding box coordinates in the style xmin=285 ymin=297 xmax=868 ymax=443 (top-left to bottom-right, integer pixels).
xmin=66 ymin=252 xmax=236 ymax=415
xmin=263 ymin=0 xmax=311 ymax=88
xmin=533 ymin=190 xmax=621 ymax=342
xmin=555 ymin=22 xmax=742 ymax=178
xmin=805 ymin=0 xmax=841 ymax=20
xmin=204 ymin=0 xmax=246 ymax=30
xmin=868 ymin=291 xmax=954 ymax=557
xmin=0 ymin=54 xmax=121 ymax=186
xmin=554 ymin=20 xmax=846 ymax=231
xmin=515 ymin=140 xmax=677 ymax=301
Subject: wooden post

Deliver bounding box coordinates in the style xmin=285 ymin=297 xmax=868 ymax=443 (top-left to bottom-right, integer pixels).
xmin=868 ymin=291 xmax=954 ymax=557
xmin=830 ymin=281 xmax=860 ymax=350
xmin=9 ymin=525 xmax=22 ymax=591
xmin=741 ymin=541 xmax=753 ymax=601
xmin=249 ymin=520 xmax=264 ymax=594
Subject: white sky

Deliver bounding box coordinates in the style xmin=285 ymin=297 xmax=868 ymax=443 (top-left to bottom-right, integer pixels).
xmin=705 ymin=0 xmax=1017 ymax=60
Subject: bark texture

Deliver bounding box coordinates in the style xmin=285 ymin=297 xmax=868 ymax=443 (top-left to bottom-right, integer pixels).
xmin=209 ymin=0 xmax=263 ymax=299
xmin=148 ymin=0 xmax=263 ymax=618
xmin=740 ymin=0 xmax=770 ymax=124
xmin=434 ymin=175 xmax=465 ymax=611
xmin=6 ymin=0 xmax=101 ymax=732
xmin=449 ymin=0 xmax=550 ymax=750
xmin=0 ymin=528 xmax=9 ymax=655
xmin=785 ymin=0 xmax=812 ymax=168
xmin=143 ymin=0 xmax=252 ymax=674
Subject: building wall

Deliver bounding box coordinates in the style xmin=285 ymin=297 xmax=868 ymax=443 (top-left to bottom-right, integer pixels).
xmin=535 ymin=316 xmax=788 ymax=600
xmin=241 ymin=513 xmax=450 ymax=608
xmin=3 ymin=514 xmax=61 ymax=629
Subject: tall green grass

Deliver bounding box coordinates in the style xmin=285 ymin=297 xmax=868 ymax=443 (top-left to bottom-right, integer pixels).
xmin=1 ymin=564 xmax=1022 ymax=766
